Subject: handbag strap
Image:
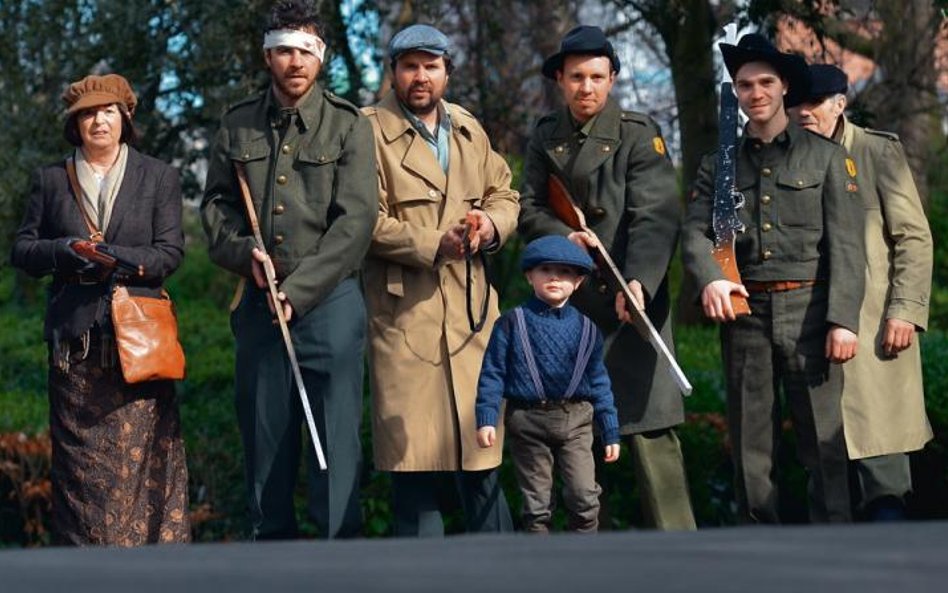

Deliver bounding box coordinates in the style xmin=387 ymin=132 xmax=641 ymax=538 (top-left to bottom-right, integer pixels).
xmin=65 ymin=159 xmax=104 ymax=243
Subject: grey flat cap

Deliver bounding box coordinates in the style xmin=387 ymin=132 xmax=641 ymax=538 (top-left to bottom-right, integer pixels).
xmin=388 ymin=24 xmax=450 ymax=60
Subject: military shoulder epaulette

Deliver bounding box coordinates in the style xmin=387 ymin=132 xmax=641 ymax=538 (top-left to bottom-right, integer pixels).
xmin=361 ymin=104 xmax=378 ymax=117
xmin=223 ymin=92 xmax=265 ymax=115
xmin=865 ymin=128 xmax=900 ymax=142
xmin=620 ymin=111 xmax=650 ymax=126
xmin=448 ymin=102 xmax=476 ymax=121
xmin=535 ymin=112 xmax=559 ymax=128
xmin=323 ymin=90 xmax=360 ymax=116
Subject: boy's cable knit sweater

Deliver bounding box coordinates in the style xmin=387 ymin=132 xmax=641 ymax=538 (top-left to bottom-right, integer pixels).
xmin=476 ymin=296 xmax=620 ymax=444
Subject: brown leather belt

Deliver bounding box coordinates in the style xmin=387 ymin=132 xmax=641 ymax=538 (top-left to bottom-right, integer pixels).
xmin=744 ymin=280 xmax=819 ymax=293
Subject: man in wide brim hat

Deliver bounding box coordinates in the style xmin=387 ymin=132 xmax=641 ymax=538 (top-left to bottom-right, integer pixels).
xmin=682 ymin=31 xmax=867 ymax=525
xmin=541 ymin=25 xmax=620 ymax=79
xmin=719 ymin=33 xmax=810 ymax=108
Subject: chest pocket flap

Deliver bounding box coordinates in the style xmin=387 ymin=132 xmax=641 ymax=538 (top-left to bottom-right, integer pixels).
xmin=298 ymin=145 xmax=342 ymax=166
xmin=775 ymin=170 xmax=823 ymax=228
xmin=775 ymin=170 xmax=822 ymax=191
xmin=230 ymin=137 xmax=270 ymax=163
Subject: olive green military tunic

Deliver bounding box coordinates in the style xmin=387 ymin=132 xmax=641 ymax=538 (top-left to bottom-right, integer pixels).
xmin=201 ymin=85 xmax=378 ymax=539
xmin=682 ymin=123 xmax=866 ymax=523
xmin=519 ymin=98 xmax=695 ymax=530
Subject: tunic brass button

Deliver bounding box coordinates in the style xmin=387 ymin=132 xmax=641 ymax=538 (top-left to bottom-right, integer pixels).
xmin=273 ymin=204 xmax=285 ymax=215
xmin=590 ymin=207 xmax=606 ymax=217
xmin=762 ymin=249 xmax=772 ymax=260
xmin=242 ymin=153 xmax=250 ymax=160
xmin=762 ymin=167 xmax=772 ymax=177
xmin=428 ymin=189 xmax=438 ymax=198
xmin=282 ymin=145 xmax=291 ymax=154
xmin=601 ymin=145 xmax=611 ymax=153
xmin=761 ymin=195 xmax=772 ymax=204
xmin=555 ymin=145 xmax=565 ymax=154
xmin=274 ymin=235 xmax=284 ymax=245
xmin=598 ymin=283 xmax=608 ymax=294
xmin=762 ymin=222 xmax=772 ymax=232
xmin=317 ymin=155 xmax=327 ymax=163
xmin=796 ymin=180 xmax=804 ymax=187
xmin=276 ymin=175 xmax=287 ymax=185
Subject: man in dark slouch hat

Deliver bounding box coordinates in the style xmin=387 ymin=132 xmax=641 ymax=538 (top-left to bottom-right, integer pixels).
xmin=682 ymin=34 xmax=866 ymax=523
xmin=789 ymin=64 xmax=934 ymax=522
xmin=519 ymin=25 xmax=696 ymax=531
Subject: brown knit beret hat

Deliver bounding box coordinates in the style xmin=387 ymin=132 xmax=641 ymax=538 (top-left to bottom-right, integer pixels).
xmin=61 ymin=74 xmax=137 ymax=116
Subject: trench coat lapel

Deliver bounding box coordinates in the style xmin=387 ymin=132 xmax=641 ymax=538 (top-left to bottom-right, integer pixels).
xmin=440 ymin=104 xmax=476 ymax=230
xmin=104 ymin=147 xmax=143 ymax=241
xmin=377 ymin=92 xmax=447 ymax=196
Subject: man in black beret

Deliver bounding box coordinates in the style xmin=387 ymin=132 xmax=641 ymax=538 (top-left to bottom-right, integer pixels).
xmin=519 ymin=25 xmax=696 ymax=531
xmin=682 ymin=35 xmax=866 ymax=523
xmin=789 ymin=64 xmax=934 ymax=522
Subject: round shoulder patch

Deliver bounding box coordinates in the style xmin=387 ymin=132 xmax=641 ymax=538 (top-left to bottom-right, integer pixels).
xmin=653 ymin=137 xmax=667 ymax=156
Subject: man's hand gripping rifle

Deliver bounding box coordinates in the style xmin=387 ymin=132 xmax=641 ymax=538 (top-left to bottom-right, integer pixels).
xmin=545 ymin=175 xmax=692 ymax=396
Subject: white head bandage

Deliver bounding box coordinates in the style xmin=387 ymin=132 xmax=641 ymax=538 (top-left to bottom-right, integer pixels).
xmin=263 ymin=28 xmax=326 ymax=62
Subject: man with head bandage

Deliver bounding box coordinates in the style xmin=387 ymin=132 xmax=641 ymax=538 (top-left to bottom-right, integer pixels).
xmin=201 ymin=0 xmax=377 ymax=540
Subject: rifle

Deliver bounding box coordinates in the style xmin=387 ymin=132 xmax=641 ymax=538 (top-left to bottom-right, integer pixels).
xmin=545 ymin=175 xmax=693 ymax=396
xmin=71 ymin=240 xmax=144 ymax=277
xmin=710 ymin=23 xmax=751 ymax=317
xmin=233 ymin=163 xmax=328 ymax=470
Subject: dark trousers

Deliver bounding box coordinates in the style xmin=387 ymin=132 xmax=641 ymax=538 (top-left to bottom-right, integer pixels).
xmin=722 ymin=285 xmax=851 ymax=523
xmin=390 ymin=469 xmax=513 ymax=537
xmin=232 ymin=278 xmax=365 ymax=539
xmin=506 ymin=401 xmax=601 ymax=533
xmin=851 ymin=453 xmax=912 ymax=511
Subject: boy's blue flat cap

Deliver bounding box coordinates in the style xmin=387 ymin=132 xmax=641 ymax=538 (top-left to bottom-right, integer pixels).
xmin=521 ymin=235 xmax=595 ymax=273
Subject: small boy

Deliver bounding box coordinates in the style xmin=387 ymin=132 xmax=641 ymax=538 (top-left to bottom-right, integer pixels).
xmin=475 ymin=235 xmax=620 ymax=533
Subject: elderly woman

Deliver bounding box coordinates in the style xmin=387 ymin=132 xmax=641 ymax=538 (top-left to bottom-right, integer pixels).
xmin=10 ymin=74 xmax=190 ymax=545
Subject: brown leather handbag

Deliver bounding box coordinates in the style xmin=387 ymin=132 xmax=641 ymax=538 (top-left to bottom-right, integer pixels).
xmin=66 ymin=159 xmax=186 ymax=383
xmin=110 ymin=285 xmax=186 ymax=383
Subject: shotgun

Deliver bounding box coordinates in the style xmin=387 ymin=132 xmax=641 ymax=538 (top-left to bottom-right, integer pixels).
xmin=71 ymin=240 xmax=144 ymax=277
xmin=546 ymin=175 xmax=692 ymax=396
xmin=711 ymin=23 xmax=751 ymax=317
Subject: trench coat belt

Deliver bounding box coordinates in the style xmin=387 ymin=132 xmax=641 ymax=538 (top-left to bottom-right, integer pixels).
xmin=744 ymin=279 xmax=820 ymax=294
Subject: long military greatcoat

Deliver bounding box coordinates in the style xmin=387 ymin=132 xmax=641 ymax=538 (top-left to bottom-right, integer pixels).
xmin=839 ymin=118 xmax=933 ymax=459
xmin=518 ymin=99 xmax=684 ymax=434
xmin=363 ymin=93 xmax=519 ymax=472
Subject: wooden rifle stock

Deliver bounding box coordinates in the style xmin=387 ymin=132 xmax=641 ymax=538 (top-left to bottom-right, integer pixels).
xmin=711 ymin=242 xmax=750 ymax=316
xmin=546 ymin=175 xmax=692 ymax=396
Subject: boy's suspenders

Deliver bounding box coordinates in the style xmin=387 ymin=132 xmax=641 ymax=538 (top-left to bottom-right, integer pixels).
xmin=512 ymin=307 xmax=595 ymax=402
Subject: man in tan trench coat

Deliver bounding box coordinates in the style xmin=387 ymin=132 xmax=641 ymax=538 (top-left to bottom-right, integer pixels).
xmin=362 ymin=24 xmax=519 ymax=536
xmin=789 ymin=64 xmax=933 ymax=521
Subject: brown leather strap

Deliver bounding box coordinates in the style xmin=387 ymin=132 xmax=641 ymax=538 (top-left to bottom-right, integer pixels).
xmin=744 ymin=280 xmax=819 ymax=294
xmin=65 ymin=159 xmax=104 ymax=243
